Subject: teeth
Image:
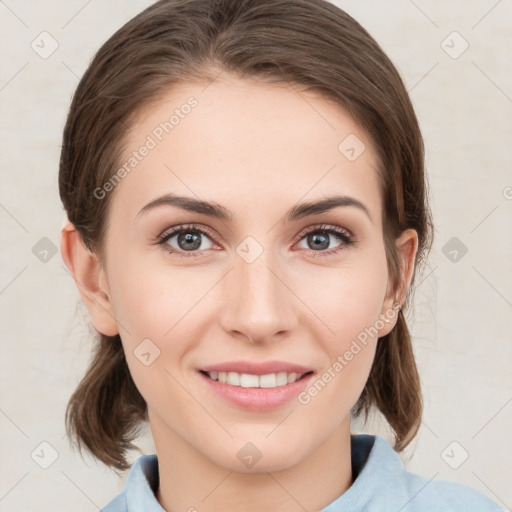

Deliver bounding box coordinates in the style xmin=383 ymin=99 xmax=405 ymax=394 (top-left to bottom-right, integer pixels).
xmin=205 ymin=371 xmax=303 ymax=388
xmin=227 ymin=372 xmax=240 ymax=386
xmin=276 ymin=372 xmax=288 ymax=386
xmin=240 ymin=373 xmax=259 ymax=388
xmin=259 ymin=373 xmax=276 ymax=388
xmin=287 ymin=372 xmax=297 ymax=383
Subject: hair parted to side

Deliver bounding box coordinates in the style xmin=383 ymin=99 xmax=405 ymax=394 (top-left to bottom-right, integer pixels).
xmin=59 ymin=0 xmax=433 ymax=472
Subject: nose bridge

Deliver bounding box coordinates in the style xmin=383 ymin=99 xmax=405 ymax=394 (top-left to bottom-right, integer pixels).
xmin=220 ymin=244 xmax=295 ymax=343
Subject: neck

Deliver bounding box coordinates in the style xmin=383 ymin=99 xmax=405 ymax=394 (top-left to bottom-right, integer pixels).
xmin=152 ymin=417 xmax=353 ymax=512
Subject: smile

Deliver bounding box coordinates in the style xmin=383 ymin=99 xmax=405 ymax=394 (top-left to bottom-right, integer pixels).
xmin=202 ymin=370 xmax=306 ymax=388
xmin=198 ymin=360 xmax=315 ymax=410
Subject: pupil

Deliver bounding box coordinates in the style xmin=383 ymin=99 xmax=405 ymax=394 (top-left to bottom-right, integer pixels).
xmin=179 ymin=232 xmax=201 ymax=251
xmin=310 ymin=233 xmax=328 ymax=250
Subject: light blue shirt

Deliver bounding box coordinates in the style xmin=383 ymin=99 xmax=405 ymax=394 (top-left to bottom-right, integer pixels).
xmin=100 ymin=434 xmax=504 ymax=511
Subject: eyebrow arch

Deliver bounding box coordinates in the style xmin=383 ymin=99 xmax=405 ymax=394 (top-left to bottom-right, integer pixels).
xmin=137 ymin=193 xmax=372 ymax=223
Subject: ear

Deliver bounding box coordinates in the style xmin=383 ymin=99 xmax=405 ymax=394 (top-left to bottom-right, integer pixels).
xmin=60 ymin=220 xmax=119 ymax=336
xmin=377 ymin=228 xmax=419 ymax=337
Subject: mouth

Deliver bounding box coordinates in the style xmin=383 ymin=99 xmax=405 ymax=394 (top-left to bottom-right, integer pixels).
xmin=197 ymin=361 xmax=315 ymax=411
xmin=199 ymin=369 xmax=313 ymax=389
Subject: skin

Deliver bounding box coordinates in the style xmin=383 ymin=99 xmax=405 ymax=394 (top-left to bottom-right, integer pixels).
xmin=61 ymin=71 xmax=418 ymax=512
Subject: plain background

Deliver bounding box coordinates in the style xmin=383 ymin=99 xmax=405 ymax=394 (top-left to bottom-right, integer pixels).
xmin=1 ymin=0 xmax=511 ymax=510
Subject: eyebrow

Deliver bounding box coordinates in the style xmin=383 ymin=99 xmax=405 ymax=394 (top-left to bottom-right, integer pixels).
xmin=137 ymin=193 xmax=372 ymax=223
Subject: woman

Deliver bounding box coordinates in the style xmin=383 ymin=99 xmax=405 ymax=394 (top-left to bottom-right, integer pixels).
xmin=59 ymin=0 xmax=504 ymax=510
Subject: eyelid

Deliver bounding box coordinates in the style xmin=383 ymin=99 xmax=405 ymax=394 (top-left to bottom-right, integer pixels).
xmin=291 ymin=223 xmax=354 ymax=245
xmin=156 ymin=223 xmax=218 ymax=244
xmin=156 ymin=222 xmax=356 ymax=257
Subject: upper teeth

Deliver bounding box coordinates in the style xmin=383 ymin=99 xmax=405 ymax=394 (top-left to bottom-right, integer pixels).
xmin=206 ymin=371 xmax=303 ymax=388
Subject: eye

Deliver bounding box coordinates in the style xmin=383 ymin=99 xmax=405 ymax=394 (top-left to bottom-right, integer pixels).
xmin=156 ymin=223 xmax=355 ymax=258
xmin=157 ymin=224 xmax=217 ymax=257
xmin=294 ymin=224 xmax=355 ymax=257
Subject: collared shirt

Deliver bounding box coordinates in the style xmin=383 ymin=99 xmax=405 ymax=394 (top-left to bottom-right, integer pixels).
xmin=100 ymin=434 xmax=504 ymax=511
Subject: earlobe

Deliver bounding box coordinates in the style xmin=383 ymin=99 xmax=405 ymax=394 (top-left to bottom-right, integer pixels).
xmin=378 ymin=229 xmax=419 ymax=337
xmin=60 ymin=221 xmax=119 ymax=336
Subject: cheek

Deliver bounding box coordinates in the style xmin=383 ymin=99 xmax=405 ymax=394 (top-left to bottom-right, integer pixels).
xmin=109 ymin=265 xmax=201 ymax=411
xmin=301 ymin=252 xmax=389 ymax=348
xmin=296 ymin=269 xmax=387 ymax=419
xmin=295 ymin=247 xmax=389 ymax=407
xmin=107 ymin=248 xmax=205 ymax=338
xmin=107 ymin=256 xmax=216 ymax=398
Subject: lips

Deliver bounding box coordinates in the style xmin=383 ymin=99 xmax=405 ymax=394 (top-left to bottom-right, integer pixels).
xmin=198 ymin=360 xmax=315 ymax=410
xmin=200 ymin=360 xmax=313 ymax=375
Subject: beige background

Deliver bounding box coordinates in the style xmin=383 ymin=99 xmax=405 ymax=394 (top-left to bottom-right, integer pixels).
xmin=1 ymin=0 xmax=511 ymax=510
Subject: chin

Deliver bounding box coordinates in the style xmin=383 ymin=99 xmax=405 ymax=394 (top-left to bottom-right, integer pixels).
xmin=206 ymin=437 xmax=309 ymax=474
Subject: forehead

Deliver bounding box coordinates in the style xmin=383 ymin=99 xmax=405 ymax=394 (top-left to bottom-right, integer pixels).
xmin=112 ymin=73 xmax=382 ymax=224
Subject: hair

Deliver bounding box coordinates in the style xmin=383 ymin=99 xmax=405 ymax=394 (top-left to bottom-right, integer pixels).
xmin=59 ymin=0 xmax=433 ymax=472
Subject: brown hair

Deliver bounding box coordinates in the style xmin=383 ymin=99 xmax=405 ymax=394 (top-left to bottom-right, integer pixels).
xmin=59 ymin=0 xmax=433 ymax=472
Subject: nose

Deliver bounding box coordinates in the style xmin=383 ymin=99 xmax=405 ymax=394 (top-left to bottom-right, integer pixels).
xmin=219 ymin=249 xmax=297 ymax=344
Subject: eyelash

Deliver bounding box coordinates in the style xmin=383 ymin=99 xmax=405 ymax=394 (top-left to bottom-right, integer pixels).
xmin=156 ymin=223 xmax=355 ymax=259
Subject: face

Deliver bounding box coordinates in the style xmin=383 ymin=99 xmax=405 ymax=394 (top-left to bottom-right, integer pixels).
xmin=92 ymin=72 xmax=412 ymax=473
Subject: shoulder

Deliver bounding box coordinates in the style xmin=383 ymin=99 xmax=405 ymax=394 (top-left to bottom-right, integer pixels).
xmin=100 ymin=491 xmax=127 ymax=512
xmin=334 ymin=434 xmax=505 ymax=512
xmin=373 ymin=435 xmax=505 ymax=511
xmin=398 ymin=466 xmax=504 ymax=511
xmin=425 ymin=478 xmax=504 ymax=511
xmin=99 ymin=453 xmax=162 ymax=512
